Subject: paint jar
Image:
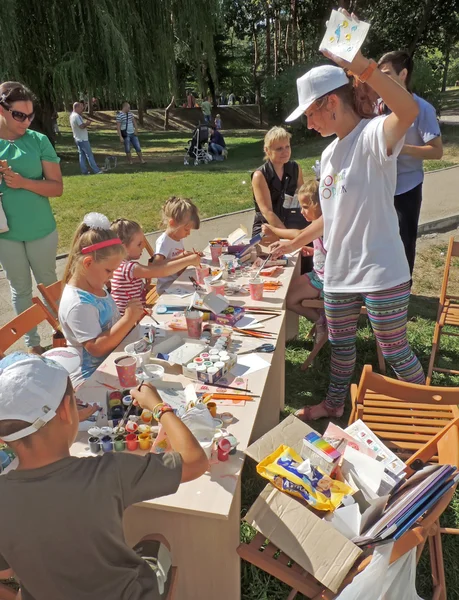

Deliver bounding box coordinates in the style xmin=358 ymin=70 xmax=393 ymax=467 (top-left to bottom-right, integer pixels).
xmin=210 ymin=244 xmax=223 ymax=263
xmin=187 ymin=363 xmax=198 ymax=373
xmin=109 ymin=390 xmax=122 ymax=402
xmin=185 ymin=309 xmax=204 ymax=339
xmin=195 ymin=264 xmax=210 ymax=285
xmin=100 ymin=426 xmax=113 ymax=436
xmin=122 ymin=395 xmax=132 ymax=409
xmin=141 ymin=409 xmax=153 ymax=424
xmin=200 ymin=352 xmax=210 ymax=360
xmin=138 ymin=432 xmax=152 ymax=451
xmin=114 ymin=436 xmax=126 ymax=452
xmin=114 ymin=355 xmax=138 ymax=387
xmin=109 ymin=397 xmax=122 ymax=409
xmin=218 ymin=350 xmax=229 ymax=358
xmin=221 ymin=412 xmax=234 ymax=426
xmin=217 ymin=438 xmax=232 ymax=462
xmin=203 ymin=361 xmax=213 ymax=368
xmin=209 ymin=348 xmax=219 ymax=356
xmin=101 ymin=435 xmax=113 ymax=453
xmin=126 ymin=420 xmax=139 ymax=434
xmin=111 ymin=405 xmax=124 ymax=420
xmin=249 ymin=278 xmax=264 ymax=301
xmin=196 ymin=365 xmax=206 ymax=374
xmin=210 ymin=355 xmax=220 ymax=363
xmin=138 ymin=424 xmax=150 ymax=434
xmin=207 ymin=401 xmax=217 ymax=418
xmin=206 ymin=367 xmax=219 ymax=383
xmin=126 ymin=433 xmax=138 ymax=451
xmin=193 ymin=357 xmax=204 ymax=365
xmin=214 ymin=361 xmax=225 ymax=370
xmin=88 ymin=437 xmax=100 ymax=454
xmin=209 ymin=281 xmax=225 ymax=296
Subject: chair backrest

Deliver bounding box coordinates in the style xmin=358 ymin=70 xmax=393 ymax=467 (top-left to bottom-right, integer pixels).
xmin=354 ymin=365 xmax=459 ymax=407
xmin=37 ymin=280 xmax=63 ymax=316
xmin=0 ymin=303 xmax=54 ymax=357
xmin=143 ymin=234 xmax=155 ymax=260
xmin=439 ymin=236 xmax=459 ymax=305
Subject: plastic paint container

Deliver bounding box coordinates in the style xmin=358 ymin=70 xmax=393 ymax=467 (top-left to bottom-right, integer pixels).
xmin=218 ymin=351 xmax=229 ymax=358
xmin=101 ymin=435 xmax=113 ymax=453
xmin=100 ymin=426 xmax=113 ymax=436
xmin=88 ymin=437 xmax=101 ymax=454
xmin=114 ymin=436 xmax=126 ymax=452
xmin=141 ymin=410 xmax=153 ymax=424
xmin=203 ymin=361 xmax=213 ymax=368
xmin=122 ymin=395 xmax=132 ymax=408
xmin=209 ymin=348 xmax=219 ymax=356
xmin=126 ymin=421 xmax=139 ymax=434
xmin=111 ymin=405 xmax=124 ymax=420
xmin=138 ymin=432 xmax=152 ymax=451
xmin=196 ymin=365 xmax=206 ymax=373
xmin=214 ymin=361 xmax=225 ymax=370
xmin=210 ymin=355 xmax=220 ymax=363
xmin=221 ymin=412 xmax=234 ymax=426
xmin=187 ymin=363 xmax=198 ymax=371
xmin=200 ymin=352 xmax=210 ymax=360
xmin=194 ymin=357 xmax=204 ymax=365
xmin=138 ymin=424 xmax=151 ymax=434
xmin=126 ymin=433 xmax=138 ymax=451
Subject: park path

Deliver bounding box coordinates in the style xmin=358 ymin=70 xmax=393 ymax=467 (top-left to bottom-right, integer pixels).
xmin=1 ymin=165 xmax=459 ymax=353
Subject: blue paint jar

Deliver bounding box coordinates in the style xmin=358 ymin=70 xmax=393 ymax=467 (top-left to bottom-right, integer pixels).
xmin=101 ymin=435 xmax=113 ymax=453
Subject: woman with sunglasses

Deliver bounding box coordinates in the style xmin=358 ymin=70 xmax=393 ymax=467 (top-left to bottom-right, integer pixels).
xmin=0 ymin=81 xmax=63 ymax=354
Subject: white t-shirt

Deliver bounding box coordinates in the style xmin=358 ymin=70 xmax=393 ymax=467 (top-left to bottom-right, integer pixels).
xmin=69 ymin=112 xmax=88 ymax=142
xmin=319 ymin=116 xmax=409 ymax=294
xmin=59 ymin=284 xmax=120 ymax=385
xmin=155 ymin=232 xmax=185 ymax=294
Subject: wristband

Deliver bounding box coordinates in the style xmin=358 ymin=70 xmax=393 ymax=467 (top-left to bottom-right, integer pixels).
xmin=152 ymin=402 xmax=174 ymax=422
xmin=357 ymin=59 xmax=377 ymax=83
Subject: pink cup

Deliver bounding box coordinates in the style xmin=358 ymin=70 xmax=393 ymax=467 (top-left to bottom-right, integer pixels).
xmin=185 ymin=309 xmax=204 ymax=339
xmin=114 ymin=356 xmax=138 ymax=387
xmin=210 ymin=282 xmax=225 ymax=296
xmin=249 ymin=278 xmax=264 ymax=301
xmin=195 ymin=265 xmax=210 ymax=285
xmin=210 ymin=244 xmax=223 ymax=263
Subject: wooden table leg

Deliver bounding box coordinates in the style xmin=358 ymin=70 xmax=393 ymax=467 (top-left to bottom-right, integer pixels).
xmin=123 ymin=479 xmax=242 ymax=600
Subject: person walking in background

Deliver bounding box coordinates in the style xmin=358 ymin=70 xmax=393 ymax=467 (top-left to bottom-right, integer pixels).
xmin=116 ymin=102 xmax=146 ymax=165
xmin=69 ymin=102 xmax=103 ymax=175
xmin=214 ymin=113 xmax=222 ymax=130
xmin=208 ymin=125 xmax=227 ymax=161
xmin=201 ymin=96 xmax=212 ymax=124
xmin=0 ymin=81 xmax=63 ymax=354
xmin=378 ymin=51 xmax=443 ymax=275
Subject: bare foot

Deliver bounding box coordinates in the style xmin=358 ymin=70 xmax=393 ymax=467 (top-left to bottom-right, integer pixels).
xmin=28 ymin=345 xmax=45 ymax=356
xmin=295 ymin=400 xmax=344 ymax=422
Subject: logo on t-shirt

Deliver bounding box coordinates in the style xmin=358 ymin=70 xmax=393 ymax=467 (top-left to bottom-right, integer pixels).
xmin=320 ymin=170 xmax=348 ymax=200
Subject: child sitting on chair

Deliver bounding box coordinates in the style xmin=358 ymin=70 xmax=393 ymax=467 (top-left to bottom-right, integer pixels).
xmin=154 ymin=197 xmax=201 ymax=295
xmin=110 ymin=218 xmax=201 ymax=314
xmin=0 ymin=352 xmax=208 ymax=600
xmin=263 ymin=180 xmax=327 ymax=343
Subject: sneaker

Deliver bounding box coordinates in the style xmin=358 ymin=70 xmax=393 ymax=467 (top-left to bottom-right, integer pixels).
xmin=95 ymin=170 xmax=104 ymax=175
xmin=222 ymin=148 xmax=228 ymax=159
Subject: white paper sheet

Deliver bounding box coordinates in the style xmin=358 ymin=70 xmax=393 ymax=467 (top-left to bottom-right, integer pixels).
xmin=232 ymin=354 xmax=271 ymax=376
xmin=319 ymin=10 xmax=370 ymax=62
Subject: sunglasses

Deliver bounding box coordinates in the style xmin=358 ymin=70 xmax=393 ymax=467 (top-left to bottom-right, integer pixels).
xmin=0 ymin=101 xmax=35 ymax=123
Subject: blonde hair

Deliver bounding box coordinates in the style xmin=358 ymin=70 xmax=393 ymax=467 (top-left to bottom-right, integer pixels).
xmin=63 ymin=217 xmax=126 ymax=283
xmin=263 ymin=126 xmax=292 ymax=161
xmin=111 ymin=218 xmax=143 ymax=245
xmin=298 ymin=180 xmax=321 ymax=214
xmin=162 ymin=196 xmax=200 ymax=229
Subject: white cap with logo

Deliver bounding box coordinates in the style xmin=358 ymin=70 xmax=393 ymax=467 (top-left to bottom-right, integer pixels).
xmin=0 ymin=349 xmax=80 ymax=442
xmin=285 ymin=65 xmax=349 ymax=122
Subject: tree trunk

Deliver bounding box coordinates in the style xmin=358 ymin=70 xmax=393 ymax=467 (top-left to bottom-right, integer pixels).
xmin=284 ymin=22 xmax=290 ymax=65
xmin=164 ymin=96 xmax=175 ymax=130
xmin=252 ymin=24 xmax=261 ymax=106
xmin=30 ymin=94 xmax=55 ymax=146
xmin=137 ymin=97 xmax=145 ymax=125
xmin=442 ymin=37 xmax=452 ymax=92
xmin=88 ymin=90 xmax=94 ymax=117
xmin=265 ymin=2 xmax=271 ymax=75
xmin=291 ymin=0 xmax=297 ymax=64
xmin=273 ymin=9 xmax=279 ymax=76
xmin=407 ymin=0 xmax=435 ymax=55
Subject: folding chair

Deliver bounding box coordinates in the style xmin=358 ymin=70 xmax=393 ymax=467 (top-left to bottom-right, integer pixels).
xmin=300 ymin=300 xmax=386 ymax=373
xmin=427 ymin=236 xmax=459 ymax=385
xmin=37 ymin=280 xmax=63 ymax=317
xmin=0 ymin=302 xmax=59 ymax=357
xmin=238 ymin=416 xmax=459 ymax=600
xmin=135 ymin=534 xmax=178 ymax=599
xmin=143 ymin=234 xmax=159 ymax=308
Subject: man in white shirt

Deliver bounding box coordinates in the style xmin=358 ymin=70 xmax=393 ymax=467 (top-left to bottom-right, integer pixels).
xmin=69 ymin=102 xmax=103 ymax=175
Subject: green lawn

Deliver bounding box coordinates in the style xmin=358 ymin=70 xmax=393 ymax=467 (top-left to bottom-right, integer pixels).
xmin=52 ymin=118 xmax=459 ymax=254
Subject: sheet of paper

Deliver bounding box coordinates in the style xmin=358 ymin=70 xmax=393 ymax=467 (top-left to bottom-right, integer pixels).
xmin=342 ymin=446 xmax=385 ymax=497
xmin=232 ymin=354 xmax=271 ymax=376
xmin=164 ymin=285 xmax=193 ymax=299
xmin=325 ymin=503 xmax=361 ymax=540
xmin=319 ymin=10 xmax=370 ymax=62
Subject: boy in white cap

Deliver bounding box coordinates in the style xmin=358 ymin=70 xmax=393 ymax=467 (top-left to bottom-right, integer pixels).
xmin=0 ymin=352 xmax=207 ymax=600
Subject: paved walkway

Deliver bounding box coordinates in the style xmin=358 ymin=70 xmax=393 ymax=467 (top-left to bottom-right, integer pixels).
xmin=2 ymin=166 xmax=459 ymax=352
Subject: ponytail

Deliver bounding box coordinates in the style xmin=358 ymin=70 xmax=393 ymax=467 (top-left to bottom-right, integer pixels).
xmin=325 ymin=74 xmax=377 ymax=119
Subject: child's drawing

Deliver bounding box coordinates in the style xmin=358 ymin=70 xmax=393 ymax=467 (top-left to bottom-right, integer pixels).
xmin=320 ymin=10 xmax=370 ymax=62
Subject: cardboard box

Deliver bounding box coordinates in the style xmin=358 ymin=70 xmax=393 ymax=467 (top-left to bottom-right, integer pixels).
xmin=244 ymin=414 xmax=363 ymax=593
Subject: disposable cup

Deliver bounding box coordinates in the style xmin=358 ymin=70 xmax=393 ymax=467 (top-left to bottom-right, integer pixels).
xmin=195 ymin=265 xmax=210 ymax=285
xmin=210 ymin=244 xmax=223 ymax=262
xmin=209 ymin=282 xmax=225 ymax=296
xmin=249 ymin=278 xmax=264 ymax=301
xmin=185 ymin=309 xmax=203 ymax=339
xmin=114 ymin=356 xmax=137 ymax=387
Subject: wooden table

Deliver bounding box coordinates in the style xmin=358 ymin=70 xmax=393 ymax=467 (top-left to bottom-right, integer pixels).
xmin=72 ymin=308 xmax=287 ymax=600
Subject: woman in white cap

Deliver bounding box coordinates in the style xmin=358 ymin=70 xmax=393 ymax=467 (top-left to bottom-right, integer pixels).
xmin=271 ymin=25 xmax=425 ymax=421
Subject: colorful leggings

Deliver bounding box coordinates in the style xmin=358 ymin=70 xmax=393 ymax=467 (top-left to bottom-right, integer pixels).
xmin=324 ymin=281 xmax=425 ymax=409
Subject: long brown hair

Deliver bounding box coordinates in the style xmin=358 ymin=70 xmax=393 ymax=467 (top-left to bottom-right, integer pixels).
xmin=63 ymin=217 xmax=125 ymax=283
xmin=315 ymin=73 xmax=377 ymax=119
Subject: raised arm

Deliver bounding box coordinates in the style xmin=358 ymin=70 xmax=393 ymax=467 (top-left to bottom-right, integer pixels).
xmin=132 ymin=253 xmax=201 ymax=279
xmin=270 ymin=217 xmax=324 ymax=258
xmin=252 ymin=171 xmax=285 ymax=229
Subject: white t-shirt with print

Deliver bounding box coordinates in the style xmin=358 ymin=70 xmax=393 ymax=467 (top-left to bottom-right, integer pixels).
xmin=319 ymin=116 xmax=409 ymax=294
xmin=69 ymin=112 xmax=88 ymax=142
xmin=59 ymin=284 xmax=120 ymax=386
xmin=155 ymin=232 xmax=185 ymax=294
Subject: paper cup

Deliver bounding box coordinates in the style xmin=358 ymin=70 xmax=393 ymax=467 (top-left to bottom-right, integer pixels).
xmin=185 ymin=309 xmax=203 ymax=339
xmin=249 ymin=278 xmax=264 ymax=301
xmin=195 ymin=265 xmax=210 ymax=285
xmin=209 ymin=282 xmax=225 ymax=296
xmin=210 ymin=244 xmax=223 ymax=262
xmin=115 ymin=356 xmax=137 ymax=387
xmin=124 ymin=341 xmax=151 ymax=368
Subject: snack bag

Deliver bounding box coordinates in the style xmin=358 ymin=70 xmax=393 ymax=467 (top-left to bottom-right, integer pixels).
xmin=257 ymin=445 xmax=353 ymax=511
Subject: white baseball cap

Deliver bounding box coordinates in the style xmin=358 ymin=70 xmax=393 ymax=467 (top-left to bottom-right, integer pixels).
xmin=0 ymin=349 xmax=80 ymax=442
xmin=285 ymin=65 xmax=349 ymax=122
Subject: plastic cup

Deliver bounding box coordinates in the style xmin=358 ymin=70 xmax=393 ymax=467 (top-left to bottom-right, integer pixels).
xmin=101 ymin=435 xmax=113 ymax=453
xmin=209 ymin=282 xmax=225 ymax=296
xmin=195 ymin=265 xmax=210 ymax=285
xmin=139 ymin=432 xmax=152 ymax=451
xmin=249 ymin=278 xmax=264 ymax=301
xmin=114 ymin=356 xmax=137 ymax=387
xmin=217 ymin=438 xmax=232 ymax=462
xmin=126 ymin=433 xmax=138 ymax=451
xmin=207 ymin=401 xmax=217 ymax=417
xmin=88 ymin=436 xmax=101 ymax=454
xmin=114 ymin=436 xmax=126 ymax=452
xmin=185 ymin=309 xmax=203 ymax=339
xmin=210 ymin=244 xmax=223 ymax=263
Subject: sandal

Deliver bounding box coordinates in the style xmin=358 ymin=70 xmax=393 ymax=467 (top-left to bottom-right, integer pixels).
xmin=295 ymin=400 xmax=344 ymax=422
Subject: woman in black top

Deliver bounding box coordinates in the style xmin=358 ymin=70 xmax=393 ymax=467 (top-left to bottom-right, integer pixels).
xmin=251 ymin=126 xmax=306 ymax=237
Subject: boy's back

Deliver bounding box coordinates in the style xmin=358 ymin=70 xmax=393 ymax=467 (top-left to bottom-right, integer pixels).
xmin=0 ymin=452 xmax=181 ymax=600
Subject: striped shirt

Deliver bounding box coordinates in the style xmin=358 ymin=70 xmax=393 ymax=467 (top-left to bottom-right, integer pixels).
xmin=116 ymin=111 xmax=135 ymax=134
xmin=111 ymin=260 xmax=144 ymax=314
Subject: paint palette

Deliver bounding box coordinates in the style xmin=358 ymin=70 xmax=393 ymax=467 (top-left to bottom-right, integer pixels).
xmin=319 ymin=10 xmax=370 ymax=62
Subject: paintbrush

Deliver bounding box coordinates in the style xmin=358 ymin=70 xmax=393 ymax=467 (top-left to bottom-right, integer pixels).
xmin=114 ymin=379 xmax=143 ymax=434
xmin=254 ymin=253 xmax=272 ymax=278
xmin=198 ymin=382 xmax=259 ymax=396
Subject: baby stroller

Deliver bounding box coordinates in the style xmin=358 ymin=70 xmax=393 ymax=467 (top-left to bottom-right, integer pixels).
xmin=184 ymin=124 xmax=212 ymax=165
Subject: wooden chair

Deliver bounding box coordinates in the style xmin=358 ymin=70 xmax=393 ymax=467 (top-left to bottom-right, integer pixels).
xmin=238 ymin=416 xmax=459 ymax=600
xmin=143 ymin=234 xmax=159 ymax=308
xmin=37 ymin=280 xmax=63 ymax=317
xmin=427 ymin=236 xmax=459 ymax=385
xmin=300 ymin=300 xmax=386 ymax=373
xmin=0 ymin=302 xmax=59 ymax=358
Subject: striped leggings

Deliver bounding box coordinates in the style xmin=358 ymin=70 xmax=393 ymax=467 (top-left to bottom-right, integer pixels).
xmin=324 ymin=281 xmax=425 ymax=409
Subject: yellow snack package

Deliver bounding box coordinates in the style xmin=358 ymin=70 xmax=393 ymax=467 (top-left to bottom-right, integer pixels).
xmin=257 ymin=445 xmax=353 ymax=511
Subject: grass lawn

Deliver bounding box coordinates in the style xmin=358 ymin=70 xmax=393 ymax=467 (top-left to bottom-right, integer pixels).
xmin=240 ymin=237 xmax=459 ymax=599
xmin=52 ymin=114 xmax=459 ymax=254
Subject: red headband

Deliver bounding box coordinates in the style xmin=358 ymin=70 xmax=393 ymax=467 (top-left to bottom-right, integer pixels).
xmin=81 ymin=238 xmax=122 ymax=254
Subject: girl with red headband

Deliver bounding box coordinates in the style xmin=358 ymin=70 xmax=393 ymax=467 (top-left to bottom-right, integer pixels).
xmin=59 ymin=212 xmax=145 ymax=385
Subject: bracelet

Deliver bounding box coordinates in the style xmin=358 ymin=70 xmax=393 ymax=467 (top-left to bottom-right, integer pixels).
xmin=357 ymin=59 xmax=377 ymax=83
xmin=152 ymin=402 xmax=174 ymax=422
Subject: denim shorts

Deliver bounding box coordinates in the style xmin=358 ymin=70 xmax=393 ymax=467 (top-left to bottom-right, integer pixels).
xmin=304 ymin=270 xmax=324 ymax=298
xmin=124 ymin=133 xmax=142 ymax=154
